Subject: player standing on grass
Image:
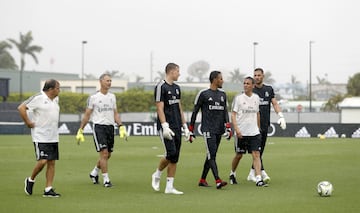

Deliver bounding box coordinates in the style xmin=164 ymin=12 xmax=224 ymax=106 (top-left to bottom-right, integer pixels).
xmin=19 ymin=79 xmax=61 ymax=197
xmin=151 ymin=63 xmax=190 ymax=195
xmin=229 ymin=76 xmax=268 ymax=187
xmin=229 ymin=68 xmax=286 ymax=185
xmin=189 ymin=71 xmax=231 ymax=189
xmin=76 ymin=73 xmax=122 ymax=187
xmin=245 ymin=68 xmax=286 ymax=183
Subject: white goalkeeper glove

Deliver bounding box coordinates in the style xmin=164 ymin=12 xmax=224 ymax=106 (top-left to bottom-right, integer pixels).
xmin=161 ymin=122 xmax=175 ymax=140
xmin=182 ymin=123 xmax=191 ymax=142
xmin=277 ymin=112 xmax=286 ymax=130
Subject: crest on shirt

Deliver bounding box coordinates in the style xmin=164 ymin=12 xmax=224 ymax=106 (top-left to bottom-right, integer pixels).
xmin=265 ymin=91 xmax=269 ymax=97
xmin=175 ymin=89 xmax=179 ymax=95
xmin=221 ymin=96 xmax=224 ymax=102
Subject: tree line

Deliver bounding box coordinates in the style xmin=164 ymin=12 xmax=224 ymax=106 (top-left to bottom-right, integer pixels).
xmin=1 ymin=31 xmax=360 ymax=111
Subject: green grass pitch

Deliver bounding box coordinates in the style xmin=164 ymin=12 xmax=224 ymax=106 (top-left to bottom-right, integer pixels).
xmin=0 ymin=135 xmax=359 ymax=213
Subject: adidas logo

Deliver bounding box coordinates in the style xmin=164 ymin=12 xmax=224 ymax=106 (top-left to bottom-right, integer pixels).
xmin=295 ymin=126 xmax=311 ymax=138
xmin=352 ymin=127 xmax=360 ymax=138
xmin=83 ymin=123 xmax=93 ymax=134
xmin=58 ymin=123 xmax=70 ymax=134
xmin=323 ymin=126 xmax=338 ymax=138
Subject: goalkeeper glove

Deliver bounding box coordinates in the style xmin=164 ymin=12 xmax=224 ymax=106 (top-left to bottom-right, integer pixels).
xmin=186 ymin=124 xmax=196 ymax=143
xmin=119 ymin=125 xmax=128 ymax=141
xmin=76 ymin=128 xmax=85 ymax=145
xmin=277 ymin=112 xmax=287 ymax=130
xmin=224 ymin=123 xmax=233 ymax=140
xmin=161 ymin=122 xmax=175 ymax=140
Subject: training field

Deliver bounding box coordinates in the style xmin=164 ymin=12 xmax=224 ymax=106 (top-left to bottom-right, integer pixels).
xmin=0 ymin=135 xmax=359 ymax=213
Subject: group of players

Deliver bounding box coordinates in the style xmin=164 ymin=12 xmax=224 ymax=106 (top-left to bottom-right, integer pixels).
xmin=19 ymin=63 xmax=286 ymax=197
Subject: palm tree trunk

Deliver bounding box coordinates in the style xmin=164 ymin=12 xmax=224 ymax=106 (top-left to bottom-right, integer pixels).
xmin=20 ymin=55 xmax=25 ymax=101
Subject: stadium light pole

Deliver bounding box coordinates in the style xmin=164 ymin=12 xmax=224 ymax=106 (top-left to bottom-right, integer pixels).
xmin=253 ymin=42 xmax=258 ymax=70
xmin=309 ymin=41 xmax=314 ymax=112
xmin=81 ymin=41 xmax=87 ymax=94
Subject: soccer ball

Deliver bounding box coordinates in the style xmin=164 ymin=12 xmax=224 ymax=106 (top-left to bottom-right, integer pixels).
xmin=317 ymin=181 xmax=333 ymax=197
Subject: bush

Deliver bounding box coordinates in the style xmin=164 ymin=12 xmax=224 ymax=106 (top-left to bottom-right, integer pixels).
xmin=6 ymin=89 xmax=238 ymax=113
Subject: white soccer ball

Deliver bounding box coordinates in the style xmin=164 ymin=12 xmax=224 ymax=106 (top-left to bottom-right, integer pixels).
xmin=317 ymin=181 xmax=333 ymax=197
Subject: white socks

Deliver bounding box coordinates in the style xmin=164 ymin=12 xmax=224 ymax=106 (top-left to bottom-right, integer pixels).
xmin=166 ymin=177 xmax=174 ymax=189
xmin=155 ymin=169 xmax=162 ymax=177
xmin=102 ymin=173 xmax=110 ymax=183
xmin=45 ymin=186 xmax=52 ymax=192
xmin=90 ymin=166 xmax=100 ymax=177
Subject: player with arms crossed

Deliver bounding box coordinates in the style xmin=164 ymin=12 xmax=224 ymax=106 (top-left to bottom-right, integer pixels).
xmin=76 ymin=73 xmax=122 ymax=187
xmin=151 ymin=63 xmax=190 ymax=195
xmin=229 ymin=76 xmax=268 ymax=187
xmin=189 ymin=71 xmax=231 ymax=189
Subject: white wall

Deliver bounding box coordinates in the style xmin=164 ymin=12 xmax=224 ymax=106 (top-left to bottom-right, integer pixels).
xmin=341 ymin=109 xmax=360 ymax=123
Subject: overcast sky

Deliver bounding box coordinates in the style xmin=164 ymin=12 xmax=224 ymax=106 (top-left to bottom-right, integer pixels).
xmin=1 ymin=0 xmax=359 ymax=85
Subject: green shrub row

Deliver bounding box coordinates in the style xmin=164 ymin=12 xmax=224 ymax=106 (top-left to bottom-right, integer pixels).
xmin=6 ymin=88 xmax=237 ymax=113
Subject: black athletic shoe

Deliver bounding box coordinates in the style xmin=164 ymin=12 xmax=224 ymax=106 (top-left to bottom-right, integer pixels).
xmin=216 ymin=180 xmax=227 ymax=189
xmin=24 ymin=177 xmax=34 ymax=195
xmin=89 ymin=174 xmax=99 ymax=184
xmin=256 ymin=180 xmax=268 ymax=187
xmin=198 ymin=181 xmax=210 ymax=187
xmin=43 ymin=189 xmax=61 ymax=197
xmin=229 ymin=175 xmax=238 ymax=185
xmin=104 ymin=181 xmax=113 ymax=187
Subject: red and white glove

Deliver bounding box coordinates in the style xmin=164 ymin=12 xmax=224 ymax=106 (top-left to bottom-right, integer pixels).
xmin=187 ymin=124 xmax=196 ymax=143
xmin=224 ymin=123 xmax=233 ymax=140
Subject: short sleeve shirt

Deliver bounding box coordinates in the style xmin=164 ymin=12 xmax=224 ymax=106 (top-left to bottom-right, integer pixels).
xmin=154 ymin=80 xmax=182 ymax=130
xmin=87 ymin=91 xmax=117 ymax=125
xmin=231 ymin=93 xmax=260 ymax=136
xmin=253 ymin=84 xmax=275 ymax=130
xmin=23 ymin=91 xmax=60 ymax=142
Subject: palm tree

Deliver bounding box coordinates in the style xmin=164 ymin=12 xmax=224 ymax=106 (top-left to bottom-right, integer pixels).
xmin=316 ymin=75 xmax=330 ymax=85
xmin=154 ymin=70 xmax=165 ymax=82
xmin=0 ymin=41 xmax=18 ymax=69
xmin=106 ymin=70 xmax=127 ymax=79
xmin=8 ymin=31 xmax=42 ymax=101
xmin=135 ymin=75 xmax=144 ymax=82
xmin=228 ymin=68 xmax=244 ymax=83
xmin=187 ymin=60 xmax=210 ymax=82
xmin=185 ymin=76 xmax=194 ymax=82
xmin=286 ymin=75 xmax=302 ymax=99
xmin=264 ymin=71 xmax=275 ymax=85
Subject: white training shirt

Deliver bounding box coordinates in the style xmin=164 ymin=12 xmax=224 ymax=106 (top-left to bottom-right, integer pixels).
xmin=24 ymin=91 xmax=60 ymax=143
xmin=231 ymin=93 xmax=260 ymax=136
xmin=87 ymin=91 xmax=117 ymax=125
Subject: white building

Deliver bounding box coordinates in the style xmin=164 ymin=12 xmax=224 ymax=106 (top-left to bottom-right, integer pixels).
xmin=41 ymin=79 xmax=128 ymax=94
xmin=338 ymin=97 xmax=360 ymax=123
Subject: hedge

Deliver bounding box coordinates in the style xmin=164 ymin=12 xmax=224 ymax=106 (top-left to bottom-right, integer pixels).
xmin=5 ymin=88 xmax=237 ymax=113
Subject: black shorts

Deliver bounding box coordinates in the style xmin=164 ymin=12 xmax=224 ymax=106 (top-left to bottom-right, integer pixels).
xmin=93 ymin=124 xmax=114 ymax=152
xmin=33 ymin=142 xmax=59 ymax=161
xmin=234 ymin=134 xmax=262 ymax=154
xmin=161 ymin=128 xmax=182 ymax=163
